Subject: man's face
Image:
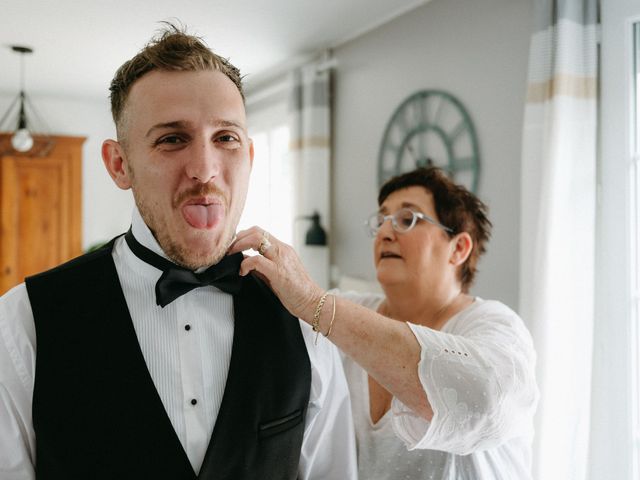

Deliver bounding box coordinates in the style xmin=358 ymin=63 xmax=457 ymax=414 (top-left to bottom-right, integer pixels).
xmin=107 ymin=69 xmax=253 ymax=269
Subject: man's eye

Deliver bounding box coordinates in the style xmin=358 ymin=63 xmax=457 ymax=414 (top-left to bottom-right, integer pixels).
xmin=156 ymin=135 xmax=184 ymax=145
xmin=217 ymin=134 xmax=239 ymax=143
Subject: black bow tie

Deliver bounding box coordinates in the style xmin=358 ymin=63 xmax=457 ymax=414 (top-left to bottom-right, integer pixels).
xmin=124 ymin=229 xmax=243 ymax=308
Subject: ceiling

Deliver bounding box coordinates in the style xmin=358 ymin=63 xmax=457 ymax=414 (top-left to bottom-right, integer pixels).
xmin=0 ymin=0 xmax=429 ymax=101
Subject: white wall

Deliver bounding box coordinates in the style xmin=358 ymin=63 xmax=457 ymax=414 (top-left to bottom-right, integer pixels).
xmin=331 ymin=0 xmax=532 ymax=308
xmin=0 ymin=93 xmax=133 ymax=251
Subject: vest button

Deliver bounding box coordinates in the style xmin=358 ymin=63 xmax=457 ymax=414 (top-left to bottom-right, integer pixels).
xmin=191 ymin=398 xmax=197 ymax=406
xmin=185 ymin=324 xmax=191 ymax=331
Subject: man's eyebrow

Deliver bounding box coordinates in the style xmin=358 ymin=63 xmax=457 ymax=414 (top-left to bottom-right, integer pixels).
xmin=145 ymin=119 xmax=246 ymax=138
xmin=215 ymin=119 xmax=245 ymax=130
xmin=145 ymin=121 xmax=189 ymax=138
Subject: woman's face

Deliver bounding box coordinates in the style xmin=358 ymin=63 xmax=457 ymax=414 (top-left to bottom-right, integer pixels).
xmin=374 ymin=186 xmax=455 ymax=290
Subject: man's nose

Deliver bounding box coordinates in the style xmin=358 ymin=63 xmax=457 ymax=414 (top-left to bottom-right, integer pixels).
xmin=185 ymin=137 xmax=221 ymax=183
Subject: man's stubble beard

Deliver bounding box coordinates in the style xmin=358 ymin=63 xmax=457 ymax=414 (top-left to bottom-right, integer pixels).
xmin=128 ymin=166 xmax=235 ymax=270
xmin=135 ymin=194 xmax=235 ymax=269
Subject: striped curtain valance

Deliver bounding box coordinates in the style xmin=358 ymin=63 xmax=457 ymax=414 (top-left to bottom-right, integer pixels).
xmin=526 ymin=0 xmax=598 ymax=104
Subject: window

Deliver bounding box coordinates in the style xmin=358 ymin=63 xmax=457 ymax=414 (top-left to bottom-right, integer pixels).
xmin=238 ymin=90 xmax=294 ymax=247
xmin=596 ymin=5 xmax=640 ymax=477
xmin=632 ymin=21 xmax=640 ymax=478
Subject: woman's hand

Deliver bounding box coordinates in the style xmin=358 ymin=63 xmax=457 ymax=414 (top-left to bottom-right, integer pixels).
xmin=228 ymin=226 xmax=325 ymax=321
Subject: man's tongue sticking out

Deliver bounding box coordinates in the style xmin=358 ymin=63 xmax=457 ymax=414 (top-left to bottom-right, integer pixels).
xmin=182 ymin=203 xmax=225 ymax=229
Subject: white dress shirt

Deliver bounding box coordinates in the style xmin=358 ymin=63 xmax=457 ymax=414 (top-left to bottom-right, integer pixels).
xmin=339 ymin=291 xmax=539 ymax=480
xmin=0 ymin=208 xmax=357 ymax=480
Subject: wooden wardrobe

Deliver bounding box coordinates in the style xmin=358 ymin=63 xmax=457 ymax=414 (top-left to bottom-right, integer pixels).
xmin=0 ymin=134 xmax=85 ymax=295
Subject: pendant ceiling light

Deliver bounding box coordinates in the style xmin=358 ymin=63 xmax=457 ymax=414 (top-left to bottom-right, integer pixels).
xmin=0 ymin=45 xmax=54 ymax=156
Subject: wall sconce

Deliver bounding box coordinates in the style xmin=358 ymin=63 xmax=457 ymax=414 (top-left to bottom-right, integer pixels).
xmin=297 ymin=210 xmax=329 ymax=289
xmin=0 ymin=45 xmax=54 ymax=157
xmin=300 ymin=211 xmax=328 ymax=246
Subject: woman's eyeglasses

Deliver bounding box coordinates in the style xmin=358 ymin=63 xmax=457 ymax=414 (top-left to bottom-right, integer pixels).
xmin=365 ymin=208 xmax=453 ymax=237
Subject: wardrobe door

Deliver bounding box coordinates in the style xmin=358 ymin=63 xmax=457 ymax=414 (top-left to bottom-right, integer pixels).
xmin=0 ymin=135 xmax=84 ymax=295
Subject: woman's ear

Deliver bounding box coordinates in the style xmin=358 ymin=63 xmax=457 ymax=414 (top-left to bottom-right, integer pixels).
xmin=101 ymin=139 xmax=132 ymax=190
xmin=449 ymin=232 xmax=473 ymax=267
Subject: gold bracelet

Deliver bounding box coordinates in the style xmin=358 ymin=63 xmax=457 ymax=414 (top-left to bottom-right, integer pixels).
xmin=323 ymin=294 xmax=337 ymax=338
xmin=312 ymin=292 xmax=328 ymax=345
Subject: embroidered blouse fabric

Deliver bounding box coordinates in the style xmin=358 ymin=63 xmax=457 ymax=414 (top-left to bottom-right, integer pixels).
xmin=339 ymin=291 xmax=539 ymax=480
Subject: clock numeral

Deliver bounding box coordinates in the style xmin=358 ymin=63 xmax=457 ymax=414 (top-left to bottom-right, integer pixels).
xmin=410 ymin=98 xmax=427 ymax=127
xmin=420 ymin=98 xmax=428 ymax=125
xmin=396 ymin=111 xmax=408 ymax=134
xmin=385 ymin=142 xmax=400 ymax=153
xmin=405 ymin=144 xmax=419 ymax=163
xmin=449 ymin=121 xmax=467 ymax=141
xmin=419 ymin=129 xmax=428 ymax=161
xmin=431 ymin=95 xmax=444 ymax=126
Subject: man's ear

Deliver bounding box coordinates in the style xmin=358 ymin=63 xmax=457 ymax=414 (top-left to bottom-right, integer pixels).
xmin=449 ymin=232 xmax=473 ymax=267
xmin=102 ymin=139 xmax=132 ymax=190
xmin=248 ymin=138 xmax=254 ymax=170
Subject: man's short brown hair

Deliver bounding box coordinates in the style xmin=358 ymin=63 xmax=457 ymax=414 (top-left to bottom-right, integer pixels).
xmin=378 ymin=167 xmax=492 ymax=292
xmin=109 ymin=22 xmax=244 ymax=141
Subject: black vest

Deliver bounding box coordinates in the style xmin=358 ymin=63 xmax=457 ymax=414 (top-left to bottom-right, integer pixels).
xmin=26 ymin=239 xmax=311 ymax=480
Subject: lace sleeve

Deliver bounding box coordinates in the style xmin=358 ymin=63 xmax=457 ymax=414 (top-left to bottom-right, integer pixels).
xmin=391 ymin=300 xmax=539 ymax=455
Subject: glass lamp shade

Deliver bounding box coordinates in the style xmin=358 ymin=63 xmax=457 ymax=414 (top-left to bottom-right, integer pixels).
xmin=11 ymin=128 xmax=34 ymax=152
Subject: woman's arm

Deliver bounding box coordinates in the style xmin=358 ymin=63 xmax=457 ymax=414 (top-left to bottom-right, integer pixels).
xmin=319 ymin=294 xmax=433 ymax=419
xmin=228 ymin=227 xmax=433 ymax=419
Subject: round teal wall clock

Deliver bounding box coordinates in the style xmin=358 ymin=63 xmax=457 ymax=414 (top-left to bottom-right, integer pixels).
xmin=378 ymin=90 xmax=480 ymax=193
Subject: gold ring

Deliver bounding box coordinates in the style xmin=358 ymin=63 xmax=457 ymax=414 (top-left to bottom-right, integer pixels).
xmin=258 ymin=231 xmax=271 ymax=256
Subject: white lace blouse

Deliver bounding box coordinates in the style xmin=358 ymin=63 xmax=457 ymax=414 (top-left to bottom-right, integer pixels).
xmin=338 ymin=292 xmax=539 ymax=480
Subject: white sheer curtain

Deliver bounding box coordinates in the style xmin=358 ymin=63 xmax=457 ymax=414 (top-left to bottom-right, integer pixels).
xmin=519 ymin=1 xmax=598 ymax=479
xmin=288 ymin=59 xmax=332 ymax=289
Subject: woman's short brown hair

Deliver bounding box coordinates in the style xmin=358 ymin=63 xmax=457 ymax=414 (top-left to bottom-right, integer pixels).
xmin=378 ymin=167 xmax=492 ymax=292
xmin=109 ymin=22 xmax=244 ymax=141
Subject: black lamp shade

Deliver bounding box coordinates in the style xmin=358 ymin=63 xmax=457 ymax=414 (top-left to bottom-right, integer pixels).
xmin=305 ymin=212 xmax=327 ymax=246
